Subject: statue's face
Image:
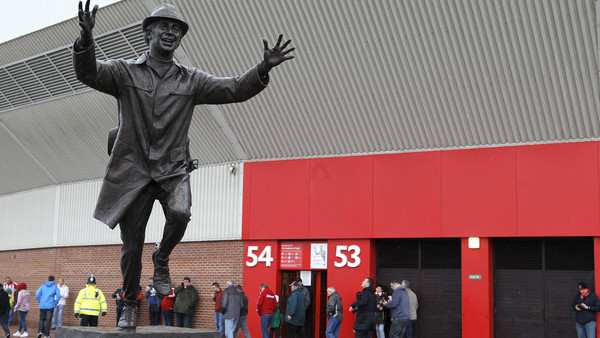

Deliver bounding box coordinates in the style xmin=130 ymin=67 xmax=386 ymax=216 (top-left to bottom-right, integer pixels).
xmin=147 ymin=19 xmax=183 ymax=56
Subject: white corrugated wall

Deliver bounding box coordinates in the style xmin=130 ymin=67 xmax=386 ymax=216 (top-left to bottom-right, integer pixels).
xmin=0 ymin=163 xmax=244 ymax=251
xmin=0 ymin=186 xmax=56 ymax=250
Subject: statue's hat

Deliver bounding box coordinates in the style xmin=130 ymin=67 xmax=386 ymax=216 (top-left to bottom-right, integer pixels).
xmin=142 ymin=4 xmax=189 ymax=37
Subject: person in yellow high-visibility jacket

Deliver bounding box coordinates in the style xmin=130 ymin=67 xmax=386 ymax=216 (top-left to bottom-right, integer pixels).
xmin=74 ymin=275 xmax=107 ymax=326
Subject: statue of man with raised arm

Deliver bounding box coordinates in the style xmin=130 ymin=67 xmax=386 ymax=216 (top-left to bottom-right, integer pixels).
xmin=74 ymin=0 xmax=294 ymax=329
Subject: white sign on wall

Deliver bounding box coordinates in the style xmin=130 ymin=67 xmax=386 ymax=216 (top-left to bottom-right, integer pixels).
xmin=310 ymin=243 xmax=328 ymax=269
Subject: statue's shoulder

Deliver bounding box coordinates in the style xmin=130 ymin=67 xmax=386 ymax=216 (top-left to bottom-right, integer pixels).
xmin=178 ymin=63 xmax=205 ymax=74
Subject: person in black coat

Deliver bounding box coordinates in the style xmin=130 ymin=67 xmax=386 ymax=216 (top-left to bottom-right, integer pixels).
xmin=349 ymin=278 xmax=376 ymax=338
xmin=0 ymin=285 xmax=10 ymax=337
xmin=572 ymin=281 xmax=600 ymax=338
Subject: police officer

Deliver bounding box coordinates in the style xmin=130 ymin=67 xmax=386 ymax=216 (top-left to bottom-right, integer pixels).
xmin=74 ymin=276 xmax=107 ymax=326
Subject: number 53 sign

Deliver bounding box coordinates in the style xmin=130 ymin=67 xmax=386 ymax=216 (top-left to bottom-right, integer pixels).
xmin=334 ymin=245 xmax=361 ymax=268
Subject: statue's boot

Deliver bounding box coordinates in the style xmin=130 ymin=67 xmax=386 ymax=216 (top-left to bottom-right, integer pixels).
xmin=118 ymin=300 xmax=138 ymax=330
xmin=153 ymin=249 xmax=172 ymax=296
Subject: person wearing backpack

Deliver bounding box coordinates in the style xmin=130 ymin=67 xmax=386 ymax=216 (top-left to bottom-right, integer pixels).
xmin=326 ymin=287 xmax=343 ymax=338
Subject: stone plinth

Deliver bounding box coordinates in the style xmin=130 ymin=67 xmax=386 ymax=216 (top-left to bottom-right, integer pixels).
xmin=55 ymin=326 xmax=220 ymax=338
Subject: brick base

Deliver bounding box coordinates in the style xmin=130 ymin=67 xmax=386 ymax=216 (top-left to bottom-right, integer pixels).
xmin=0 ymin=241 xmax=244 ymax=330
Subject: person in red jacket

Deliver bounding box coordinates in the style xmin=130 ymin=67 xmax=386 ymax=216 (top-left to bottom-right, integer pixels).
xmin=257 ymin=283 xmax=278 ymax=338
xmin=161 ymin=287 xmax=176 ymax=326
xmin=212 ymin=282 xmax=224 ymax=337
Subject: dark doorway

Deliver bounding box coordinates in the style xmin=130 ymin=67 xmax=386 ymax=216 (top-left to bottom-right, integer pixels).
xmin=376 ymin=238 xmax=462 ymax=338
xmin=280 ymin=270 xmax=328 ymax=338
xmin=493 ymin=237 xmax=594 ymax=338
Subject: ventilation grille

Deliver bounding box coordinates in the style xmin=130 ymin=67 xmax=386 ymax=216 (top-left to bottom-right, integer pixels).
xmin=494 ymin=238 xmax=594 ymax=271
xmin=0 ymin=23 xmax=146 ymax=113
xmin=376 ymin=238 xmax=461 ymax=269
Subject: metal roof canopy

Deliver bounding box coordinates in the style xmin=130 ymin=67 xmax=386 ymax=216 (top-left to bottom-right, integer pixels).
xmin=0 ymin=0 xmax=598 ymax=196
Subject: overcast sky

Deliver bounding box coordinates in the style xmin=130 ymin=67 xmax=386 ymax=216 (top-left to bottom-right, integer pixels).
xmin=0 ymin=0 xmax=121 ymax=44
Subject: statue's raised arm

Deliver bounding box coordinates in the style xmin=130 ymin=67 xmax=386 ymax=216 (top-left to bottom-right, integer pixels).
xmin=260 ymin=34 xmax=295 ymax=73
xmin=78 ymin=0 xmax=98 ymax=45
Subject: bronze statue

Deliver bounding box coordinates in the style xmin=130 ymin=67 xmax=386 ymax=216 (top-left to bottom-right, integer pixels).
xmin=74 ymin=0 xmax=294 ymax=329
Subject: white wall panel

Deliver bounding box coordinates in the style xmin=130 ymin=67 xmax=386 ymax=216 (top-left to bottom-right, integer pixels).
xmin=56 ymin=180 xmax=120 ymax=246
xmin=0 ymin=163 xmax=244 ymax=251
xmin=142 ymin=164 xmax=244 ymax=243
xmin=0 ymin=187 xmax=57 ymax=250
xmin=185 ymin=163 xmax=244 ymax=241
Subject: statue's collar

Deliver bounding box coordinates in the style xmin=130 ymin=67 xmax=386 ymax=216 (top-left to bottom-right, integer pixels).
xmin=135 ymin=52 xmax=182 ymax=70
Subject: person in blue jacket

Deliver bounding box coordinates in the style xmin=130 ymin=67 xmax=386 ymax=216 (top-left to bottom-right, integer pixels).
xmin=35 ymin=276 xmax=60 ymax=338
xmin=381 ymin=280 xmax=410 ymax=338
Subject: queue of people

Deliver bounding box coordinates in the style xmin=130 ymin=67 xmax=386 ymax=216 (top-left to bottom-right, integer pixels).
xmin=7 ymin=272 xmax=600 ymax=338
xmin=0 ymin=272 xmax=426 ymax=338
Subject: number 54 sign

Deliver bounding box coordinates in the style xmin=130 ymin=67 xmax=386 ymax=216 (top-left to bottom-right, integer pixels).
xmin=246 ymin=246 xmax=274 ymax=267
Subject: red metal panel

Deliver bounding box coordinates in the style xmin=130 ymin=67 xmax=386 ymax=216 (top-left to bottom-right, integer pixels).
xmin=373 ymin=152 xmax=442 ymax=237
xmin=442 ymin=147 xmax=517 ymax=237
xmin=243 ymin=160 xmax=310 ymax=240
xmin=242 ymin=163 xmax=252 ymax=240
xmin=327 ymin=239 xmax=376 ymax=338
xmin=243 ymin=241 xmax=281 ymax=337
xmin=461 ymin=238 xmax=494 ymax=338
xmin=595 ymin=237 xmax=600 ymax=334
xmin=309 ymin=156 xmax=373 ymax=238
xmin=517 ymin=142 xmax=600 ymax=236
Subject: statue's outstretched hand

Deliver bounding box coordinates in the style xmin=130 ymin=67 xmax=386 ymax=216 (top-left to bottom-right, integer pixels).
xmin=78 ymin=0 xmax=99 ymax=36
xmin=262 ymin=34 xmax=295 ymax=71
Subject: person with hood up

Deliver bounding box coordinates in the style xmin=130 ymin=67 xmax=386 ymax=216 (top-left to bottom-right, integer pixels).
xmin=325 ymin=286 xmax=343 ymax=338
xmin=74 ymin=276 xmax=107 ymax=327
xmin=35 ymin=276 xmax=60 ymax=338
xmin=573 ymin=281 xmax=600 ymax=338
xmin=13 ymin=283 xmax=31 ymax=337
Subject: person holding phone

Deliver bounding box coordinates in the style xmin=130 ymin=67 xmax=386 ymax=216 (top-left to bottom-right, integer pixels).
xmin=573 ymin=281 xmax=600 ymax=338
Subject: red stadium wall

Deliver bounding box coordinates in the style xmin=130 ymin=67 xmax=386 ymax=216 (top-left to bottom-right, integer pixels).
xmin=244 ymin=141 xmax=600 ymax=239
xmin=242 ymin=141 xmax=600 ymax=337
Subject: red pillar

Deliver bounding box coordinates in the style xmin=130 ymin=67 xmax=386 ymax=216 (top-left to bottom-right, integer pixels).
xmin=594 ymin=237 xmax=600 ymax=336
xmin=327 ymin=239 xmax=376 ymax=338
xmin=461 ymin=237 xmax=494 ymax=337
xmin=243 ymin=240 xmax=280 ymax=336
